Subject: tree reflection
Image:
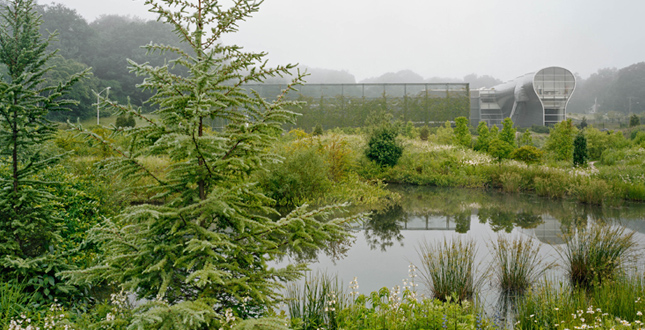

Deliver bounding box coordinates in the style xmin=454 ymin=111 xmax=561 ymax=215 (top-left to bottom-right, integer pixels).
xmin=478 ymin=207 xmax=543 ymax=233
xmin=363 ymin=204 xmax=405 ymax=251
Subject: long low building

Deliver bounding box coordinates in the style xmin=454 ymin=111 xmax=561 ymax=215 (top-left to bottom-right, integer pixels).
xmin=470 ymin=66 xmax=576 ymax=127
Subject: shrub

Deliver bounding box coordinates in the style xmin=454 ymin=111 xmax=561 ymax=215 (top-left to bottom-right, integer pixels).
xmin=630 ymin=114 xmax=640 ymax=127
xmin=435 ymin=120 xmax=454 ymax=145
xmin=559 ymin=223 xmax=637 ymax=290
xmin=365 ymin=126 xmax=403 ymax=167
xmin=510 ymin=145 xmax=544 ymax=164
xmin=312 ymin=123 xmax=323 ymax=136
xmin=417 ymin=237 xmax=479 ymax=302
xmin=115 ymin=114 xmax=136 ymax=128
xmin=530 ymin=125 xmax=550 ymax=134
xmin=419 ymin=125 xmax=430 ymax=141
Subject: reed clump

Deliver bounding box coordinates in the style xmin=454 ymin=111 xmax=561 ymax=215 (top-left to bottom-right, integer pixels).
xmin=559 ymin=222 xmax=637 ymax=290
xmin=285 ymin=272 xmax=347 ymax=330
xmin=490 ymin=235 xmax=556 ymax=294
xmin=417 ymin=237 xmax=480 ymax=302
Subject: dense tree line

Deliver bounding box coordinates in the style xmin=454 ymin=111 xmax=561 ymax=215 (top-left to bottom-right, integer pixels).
xmin=31 ymin=2 xmax=190 ymax=121
xmin=568 ymin=63 xmax=645 ymax=115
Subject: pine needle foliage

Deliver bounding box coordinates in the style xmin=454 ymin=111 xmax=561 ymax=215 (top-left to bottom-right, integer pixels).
xmin=63 ymin=1 xmax=355 ymax=328
xmin=0 ymin=0 xmax=87 ymax=303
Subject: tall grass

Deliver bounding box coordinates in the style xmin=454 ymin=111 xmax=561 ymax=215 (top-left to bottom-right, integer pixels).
xmin=0 ymin=281 xmax=35 ymax=328
xmin=417 ymin=237 xmax=480 ymax=302
xmin=516 ymin=275 xmax=645 ymax=330
xmin=559 ymin=222 xmax=637 ymax=289
xmin=489 ymin=235 xmax=556 ymax=294
xmin=285 ymin=272 xmax=347 ymax=330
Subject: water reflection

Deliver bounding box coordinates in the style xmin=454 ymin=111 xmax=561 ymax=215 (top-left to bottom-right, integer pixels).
xmin=358 ymin=185 xmax=645 ymax=252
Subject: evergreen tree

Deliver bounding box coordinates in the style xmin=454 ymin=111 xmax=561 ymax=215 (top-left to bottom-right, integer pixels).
xmin=573 ymin=132 xmax=588 ymax=167
xmin=0 ymin=0 xmax=87 ymax=302
xmin=630 ymin=114 xmax=640 ymax=127
xmin=64 ymin=0 xmax=353 ymax=328
xmin=579 ymin=116 xmax=588 ymax=129
xmin=453 ymin=116 xmax=471 ymax=147
xmin=473 ymin=121 xmax=490 ymax=151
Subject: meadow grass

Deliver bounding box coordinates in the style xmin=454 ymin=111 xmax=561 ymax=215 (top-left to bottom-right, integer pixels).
xmin=489 ymin=235 xmax=556 ymax=295
xmin=417 ymin=237 xmax=481 ymax=302
xmin=558 ymin=222 xmax=637 ymax=290
xmin=515 ymin=276 xmax=645 ymax=330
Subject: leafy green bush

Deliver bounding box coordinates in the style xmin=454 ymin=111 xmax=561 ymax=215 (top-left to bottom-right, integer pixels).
xmin=365 ymin=126 xmax=403 ymax=167
xmin=115 ymin=114 xmax=136 ymax=128
xmin=312 ymin=123 xmax=323 ymax=136
xmin=419 ymin=125 xmax=430 ymax=141
xmin=510 ymin=145 xmax=544 ymax=164
xmin=260 ymin=145 xmax=331 ymax=206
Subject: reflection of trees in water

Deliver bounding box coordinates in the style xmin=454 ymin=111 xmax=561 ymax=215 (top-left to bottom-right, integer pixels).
xmin=478 ymin=208 xmax=543 ymax=233
xmin=454 ymin=210 xmax=471 ymax=233
xmin=364 ymin=204 xmax=405 ymax=251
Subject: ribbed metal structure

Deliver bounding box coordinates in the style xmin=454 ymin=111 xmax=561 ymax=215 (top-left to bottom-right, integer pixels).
xmin=473 ymin=67 xmax=576 ymax=127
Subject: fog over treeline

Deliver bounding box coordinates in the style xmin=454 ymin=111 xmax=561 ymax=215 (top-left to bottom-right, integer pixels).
xmin=24 ymin=2 xmax=645 ymax=121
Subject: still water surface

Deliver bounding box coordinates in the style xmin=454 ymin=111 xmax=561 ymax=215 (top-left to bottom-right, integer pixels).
xmin=282 ymin=185 xmax=645 ymax=307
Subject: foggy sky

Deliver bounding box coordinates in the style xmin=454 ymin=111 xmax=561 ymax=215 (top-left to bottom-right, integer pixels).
xmin=40 ymin=0 xmax=645 ymax=82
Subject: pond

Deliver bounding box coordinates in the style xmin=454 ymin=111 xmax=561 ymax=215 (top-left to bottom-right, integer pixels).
xmin=279 ymin=184 xmax=645 ymax=310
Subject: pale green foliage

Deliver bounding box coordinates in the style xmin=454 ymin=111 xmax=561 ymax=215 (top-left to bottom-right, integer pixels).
xmin=584 ymin=126 xmax=629 ymax=160
xmin=499 ymin=117 xmax=516 ymax=148
xmin=63 ymin=1 xmax=354 ymax=328
xmin=473 ymin=121 xmax=490 ymax=151
xmin=452 ymin=116 xmax=471 ymax=147
xmin=545 ymin=119 xmax=577 ymax=161
xmin=488 ymin=138 xmax=514 ymax=162
xmin=436 ymin=120 xmax=453 ymax=145
xmin=490 ymin=124 xmax=499 ymax=139
xmin=518 ymin=129 xmax=533 ymax=147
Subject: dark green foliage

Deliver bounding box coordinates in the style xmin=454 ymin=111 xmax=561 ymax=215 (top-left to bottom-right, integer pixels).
xmin=473 ymin=121 xmax=490 ymax=151
xmin=419 ymin=125 xmax=430 ymax=141
xmin=529 ymin=125 xmax=550 ymax=134
xmin=453 ymin=116 xmax=471 ymax=147
xmin=63 ymin=1 xmax=354 ymax=328
xmin=312 ymin=123 xmax=323 ymax=136
xmin=573 ymin=132 xmax=588 ymax=167
xmin=365 ymin=126 xmax=404 ymax=167
xmin=630 ymin=114 xmax=640 ymax=127
xmin=510 ymin=145 xmax=544 ymax=164
xmin=0 ymin=0 xmax=87 ymax=305
xmin=579 ymin=116 xmax=588 ymax=129
xmin=115 ymin=114 xmax=135 ymax=128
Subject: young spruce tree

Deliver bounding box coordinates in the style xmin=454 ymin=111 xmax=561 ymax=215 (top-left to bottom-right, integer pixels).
xmin=0 ymin=0 xmax=86 ymax=302
xmin=64 ymin=0 xmax=354 ymax=328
